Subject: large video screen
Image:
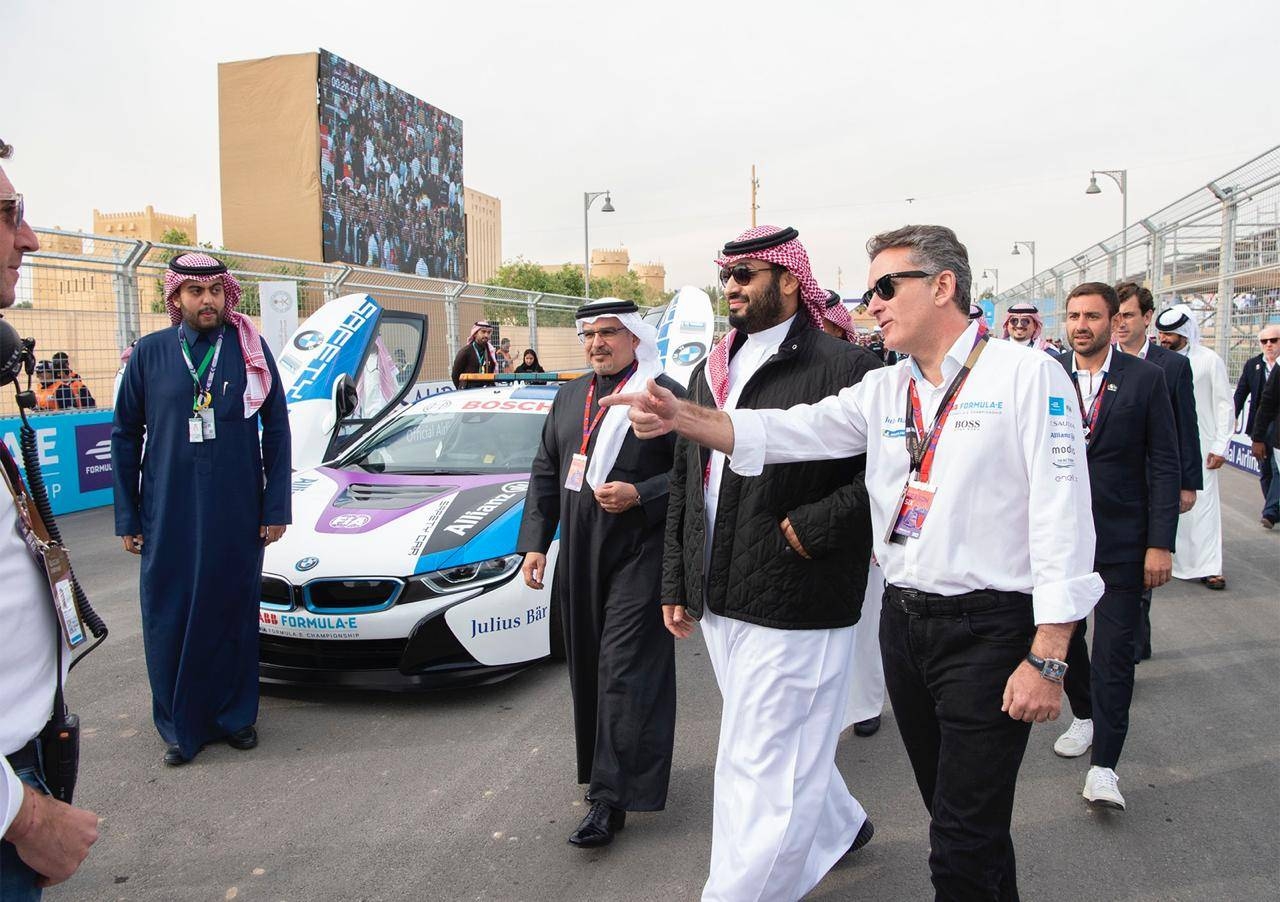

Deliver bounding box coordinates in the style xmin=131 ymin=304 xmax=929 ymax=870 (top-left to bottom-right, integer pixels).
xmin=318 ymin=50 xmax=466 ymax=280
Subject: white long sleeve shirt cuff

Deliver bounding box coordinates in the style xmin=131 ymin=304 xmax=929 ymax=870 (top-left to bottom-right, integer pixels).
xmin=2 ymin=757 xmax=22 ymax=837
xmin=726 ymin=408 xmax=768 ymax=476
xmin=1031 ymin=571 xmax=1105 ymax=625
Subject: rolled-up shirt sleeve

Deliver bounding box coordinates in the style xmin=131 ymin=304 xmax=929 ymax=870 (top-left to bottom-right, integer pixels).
xmin=728 ymin=383 xmax=872 ymax=476
xmin=2 ymin=757 xmax=21 ymax=837
xmin=1019 ymin=358 xmax=1104 ymax=624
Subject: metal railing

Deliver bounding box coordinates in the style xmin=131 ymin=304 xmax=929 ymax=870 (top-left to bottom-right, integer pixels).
xmin=995 ymin=145 xmax=1280 ymax=380
xmin=4 ymin=232 xmax=599 ymax=416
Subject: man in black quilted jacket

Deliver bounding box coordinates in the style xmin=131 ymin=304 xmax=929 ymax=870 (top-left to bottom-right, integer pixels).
xmin=660 ymin=225 xmax=882 ymax=900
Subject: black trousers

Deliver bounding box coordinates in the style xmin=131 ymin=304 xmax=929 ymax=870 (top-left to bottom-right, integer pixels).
xmin=1063 ymin=560 xmax=1144 ymax=769
xmin=881 ymin=586 xmax=1035 ymax=902
xmin=1135 ymin=588 xmax=1153 ymax=662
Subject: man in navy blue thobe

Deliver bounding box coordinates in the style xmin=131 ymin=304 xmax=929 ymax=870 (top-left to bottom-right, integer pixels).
xmin=112 ymin=253 xmax=290 ymax=766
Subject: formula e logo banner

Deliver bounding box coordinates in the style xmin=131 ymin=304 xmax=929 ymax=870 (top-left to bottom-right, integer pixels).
xmin=75 ymin=421 xmax=114 ymax=493
xmin=1 ymin=409 xmax=116 ymax=516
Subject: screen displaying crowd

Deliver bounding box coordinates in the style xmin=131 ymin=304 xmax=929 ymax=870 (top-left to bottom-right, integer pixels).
xmin=318 ymin=50 xmax=466 ymax=281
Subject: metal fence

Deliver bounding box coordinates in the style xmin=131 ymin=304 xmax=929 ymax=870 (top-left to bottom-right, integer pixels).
xmin=4 ymin=232 xmax=597 ymax=416
xmin=995 ymin=145 xmax=1280 ymax=381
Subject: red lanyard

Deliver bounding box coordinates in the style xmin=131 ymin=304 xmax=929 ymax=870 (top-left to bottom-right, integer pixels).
xmin=580 ymin=362 xmax=638 ymax=454
xmin=1072 ymin=372 xmax=1108 ymax=442
xmin=905 ymin=332 xmax=988 ymax=483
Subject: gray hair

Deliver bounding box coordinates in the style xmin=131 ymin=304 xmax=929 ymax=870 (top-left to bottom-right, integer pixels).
xmin=0 ymin=138 xmax=11 ymax=160
xmin=866 ymin=224 xmax=971 ymax=312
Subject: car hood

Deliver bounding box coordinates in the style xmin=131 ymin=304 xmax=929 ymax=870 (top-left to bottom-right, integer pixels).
xmin=265 ymin=467 xmax=530 ymax=581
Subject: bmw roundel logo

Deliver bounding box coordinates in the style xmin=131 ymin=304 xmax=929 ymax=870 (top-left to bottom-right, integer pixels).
xmin=293 ymin=330 xmax=323 ymax=351
xmin=295 ymin=556 xmax=320 ymax=572
xmin=502 ymin=481 xmax=529 ymax=494
xmin=673 ymin=341 xmax=707 ymax=366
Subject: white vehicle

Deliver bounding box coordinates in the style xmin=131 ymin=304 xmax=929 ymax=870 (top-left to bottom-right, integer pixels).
xmin=260 ymin=383 xmax=563 ymax=689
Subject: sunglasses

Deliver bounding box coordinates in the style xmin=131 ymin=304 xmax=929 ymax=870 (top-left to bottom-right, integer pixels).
xmin=718 ymin=263 xmax=779 ymax=287
xmin=0 ymin=193 xmax=24 ymax=230
xmin=1262 ymin=337 xmax=1279 ymax=345
xmin=1007 ymin=316 xmax=1035 ymax=327
xmin=861 ymin=270 xmax=934 ymax=304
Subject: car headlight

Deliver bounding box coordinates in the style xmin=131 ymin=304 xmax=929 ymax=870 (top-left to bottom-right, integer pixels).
xmin=411 ymin=553 xmax=524 ymax=597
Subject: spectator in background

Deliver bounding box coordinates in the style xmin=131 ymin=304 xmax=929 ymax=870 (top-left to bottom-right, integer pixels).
xmin=495 ymin=337 xmax=513 ymax=374
xmin=1250 ymin=362 xmax=1280 ymax=528
xmin=50 ymin=352 xmax=94 ymax=409
xmin=32 ymin=360 xmax=59 ymax=410
xmin=515 ymin=349 xmax=545 ymax=374
xmin=1234 ymin=324 xmax=1280 ymax=524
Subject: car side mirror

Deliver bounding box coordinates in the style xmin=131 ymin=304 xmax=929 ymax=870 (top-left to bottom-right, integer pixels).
xmin=334 ymin=373 xmax=359 ymax=420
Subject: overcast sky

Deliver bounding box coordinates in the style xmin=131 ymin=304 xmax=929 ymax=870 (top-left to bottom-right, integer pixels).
xmin=6 ymin=0 xmax=1277 ymax=296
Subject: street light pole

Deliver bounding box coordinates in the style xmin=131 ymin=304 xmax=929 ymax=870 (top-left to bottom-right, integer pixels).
xmin=583 ymin=190 xmax=615 ymax=297
xmin=1087 ymin=169 xmax=1128 ymax=280
xmin=1011 ymin=241 xmax=1036 ymax=298
xmin=983 ymin=268 xmax=999 ymax=297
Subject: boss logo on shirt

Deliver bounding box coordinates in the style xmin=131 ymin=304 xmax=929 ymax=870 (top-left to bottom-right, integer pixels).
xmin=951 ymin=419 xmax=982 ymax=431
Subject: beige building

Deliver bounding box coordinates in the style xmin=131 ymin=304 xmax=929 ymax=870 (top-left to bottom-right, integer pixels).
xmin=464 ymin=187 xmax=501 ymax=284
xmin=93 ymin=207 xmax=198 ymax=244
xmin=541 ymin=247 xmax=666 ymax=299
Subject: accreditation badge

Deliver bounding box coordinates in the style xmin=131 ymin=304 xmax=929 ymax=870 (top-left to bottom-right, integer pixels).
xmin=199 ymin=407 xmax=216 ymax=441
xmin=565 ymin=453 xmax=588 ymax=492
xmin=43 ymin=545 xmax=86 ymax=648
xmin=188 ymin=417 xmax=204 ymax=443
xmin=887 ymin=480 xmax=937 ymax=545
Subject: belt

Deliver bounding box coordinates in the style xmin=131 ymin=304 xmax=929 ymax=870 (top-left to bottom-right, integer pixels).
xmin=4 ymin=738 xmax=40 ymax=772
xmin=885 ymin=583 xmax=1025 ymax=617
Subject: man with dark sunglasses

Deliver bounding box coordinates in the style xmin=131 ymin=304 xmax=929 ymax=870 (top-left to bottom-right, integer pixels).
xmin=1234 ymin=324 xmax=1280 ymax=525
xmin=604 ymin=223 xmax=1102 ymax=900
xmin=661 ymin=225 xmax=880 ymax=899
xmin=1000 ymin=302 xmax=1051 ymax=352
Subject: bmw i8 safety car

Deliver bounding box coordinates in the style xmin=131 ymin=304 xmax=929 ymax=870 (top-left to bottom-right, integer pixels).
xmin=259 ymin=382 xmax=563 ymax=689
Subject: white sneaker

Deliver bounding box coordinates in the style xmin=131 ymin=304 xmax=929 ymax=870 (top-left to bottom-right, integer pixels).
xmin=1053 ymin=717 xmax=1093 ymax=758
xmin=1083 ymin=766 xmax=1125 ymax=810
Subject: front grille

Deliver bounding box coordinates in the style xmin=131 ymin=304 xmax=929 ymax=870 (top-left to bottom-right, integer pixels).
xmin=304 ymin=579 xmax=402 ymax=611
xmin=261 ymin=576 xmax=294 ymax=608
xmin=259 ymin=635 xmax=407 ymax=671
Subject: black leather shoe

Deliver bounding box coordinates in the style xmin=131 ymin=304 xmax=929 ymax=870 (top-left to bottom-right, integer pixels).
xmin=163 ymin=744 xmax=188 ymax=767
xmin=853 ymin=716 xmax=881 ymax=738
xmin=845 ymin=817 xmax=874 ymax=856
xmin=226 ymin=726 xmax=258 ymax=750
xmin=567 ymin=801 xmax=626 ymax=847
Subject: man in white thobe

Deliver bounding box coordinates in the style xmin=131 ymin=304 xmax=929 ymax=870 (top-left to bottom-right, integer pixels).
xmin=1156 ymin=305 xmax=1234 ymax=589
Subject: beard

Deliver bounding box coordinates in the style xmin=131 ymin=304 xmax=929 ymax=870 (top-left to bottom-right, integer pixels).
xmin=182 ymin=306 xmax=226 ymax=331
xmin=727 ymin=273 xmax=785 ymax=333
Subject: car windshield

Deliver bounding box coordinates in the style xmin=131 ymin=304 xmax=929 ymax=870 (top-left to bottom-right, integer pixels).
xmin=342 ymin=408 xmax=546 ymax=475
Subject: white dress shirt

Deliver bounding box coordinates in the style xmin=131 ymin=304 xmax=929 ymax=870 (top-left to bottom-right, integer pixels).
xmin=728 ymin=321 xmax=1103 ymax=625
xmin=1069 ymin=345 xmax=1115 ymax=418
xmin=704 ymin=315 xmax=795 ymax=565
xmin=0 ymin=484 xmax=65 ymax=835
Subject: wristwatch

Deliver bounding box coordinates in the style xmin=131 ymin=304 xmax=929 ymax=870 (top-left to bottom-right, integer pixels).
xmin=1025 ymin=651 xmax=1068 ymax=683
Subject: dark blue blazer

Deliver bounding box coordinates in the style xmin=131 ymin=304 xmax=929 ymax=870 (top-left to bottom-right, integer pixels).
xmin=1234 ymin=353 xmax=1275 ymax=439
xmin=1057 ymin=349 xmax=1182 ymax=564
xmin=1144 ymin=342 xmax=1203 ymax=491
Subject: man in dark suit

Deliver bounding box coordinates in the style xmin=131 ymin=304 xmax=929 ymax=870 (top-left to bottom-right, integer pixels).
xmin=1251 ymin=361 xmax=1280 ymax=528
xmin=1051 ymin=283 xmax=1180 ymax=811
xmin=1234 ymin=324 xmax=1280 ymax=521
xmin=1112 ymin=283 xmax=1201 ymax=662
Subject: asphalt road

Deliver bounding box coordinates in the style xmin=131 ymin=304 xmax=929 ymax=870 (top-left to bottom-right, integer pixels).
xmin=43 ymin=467 xmax=1280 ymax=901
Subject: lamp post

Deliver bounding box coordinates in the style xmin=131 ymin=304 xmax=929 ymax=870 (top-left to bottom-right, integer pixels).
xmin=1086 ymin=169 xmax=1128 ymax=280
xmin=583 ymin=190 xmax=615 ymax=297
xmin=1011 ymin=241 xmax=1036 ymax=298
xmin=982 ymin=268 xmax=999 ymax=297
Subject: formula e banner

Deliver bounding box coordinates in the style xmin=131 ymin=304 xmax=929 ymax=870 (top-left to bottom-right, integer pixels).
xmin=0 ymin=409 xmax=115 ymax=515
